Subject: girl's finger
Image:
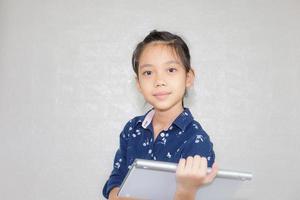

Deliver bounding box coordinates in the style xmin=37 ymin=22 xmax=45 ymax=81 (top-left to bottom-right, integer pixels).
xmin=176 ymin=158 xmax=186 ymax=174
xmin=198 ymin=157 xmax=208 ymax=176
xmin=205 ymin=162 xmax=218 ymax=183
xmin=192 ymin=155 xmax=202 ymax=172
xmin=185 ymin=156 xmax=194 ymax=171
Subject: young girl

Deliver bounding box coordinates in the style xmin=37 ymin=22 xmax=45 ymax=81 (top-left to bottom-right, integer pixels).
xmin=102 ymin=30 xmax=218 ymax=200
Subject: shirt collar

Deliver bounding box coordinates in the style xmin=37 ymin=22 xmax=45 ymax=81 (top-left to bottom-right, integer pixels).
xmin=137 ymin=107 xmax=194 ymax=131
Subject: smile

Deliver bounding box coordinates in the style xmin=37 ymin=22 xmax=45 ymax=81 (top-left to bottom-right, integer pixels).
xmin=153 ymin=92 xmax=171 ymax=100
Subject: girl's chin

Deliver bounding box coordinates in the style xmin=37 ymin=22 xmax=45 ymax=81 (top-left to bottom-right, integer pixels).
xmin=151 ymin=104 xmax=174 ymax=112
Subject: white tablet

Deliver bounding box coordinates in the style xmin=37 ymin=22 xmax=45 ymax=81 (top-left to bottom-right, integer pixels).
xmin=118 ymin=159 xmax=253 ymax=200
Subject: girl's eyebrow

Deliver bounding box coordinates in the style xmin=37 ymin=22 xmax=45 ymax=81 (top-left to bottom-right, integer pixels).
xmin=140 ymin=64 xmax=152 ymax=69
xmin=140 ymin=60 xmax=180 ymax=69
xmin=165 ymin=60 xmax=180 ymax=65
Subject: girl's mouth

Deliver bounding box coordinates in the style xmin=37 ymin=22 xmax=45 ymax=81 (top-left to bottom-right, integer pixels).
xmin=153 ymin=92 xmax=171 ymax=100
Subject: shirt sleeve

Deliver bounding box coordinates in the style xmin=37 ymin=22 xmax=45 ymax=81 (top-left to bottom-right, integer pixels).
xmin=181 ymin=130 xmax=215 ymax=168
xmin=102 ymin=121 xmax=130 ymax=199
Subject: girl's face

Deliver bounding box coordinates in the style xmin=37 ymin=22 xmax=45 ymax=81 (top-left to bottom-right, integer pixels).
xmin=136 ymin=43 xmax=194 ymax=112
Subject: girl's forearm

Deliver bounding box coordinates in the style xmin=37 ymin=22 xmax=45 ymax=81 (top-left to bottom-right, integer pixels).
xmin=108 ymin=187 xmax=119 ymax=200
xmin=108 ymin=187 xmax=138 ymax=200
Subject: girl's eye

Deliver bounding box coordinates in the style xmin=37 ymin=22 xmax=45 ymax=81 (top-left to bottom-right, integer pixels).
xmin=168 ymin=67 xmax=177 ymax=73
xmin=142 ymin=71 xmax=152 ymax=76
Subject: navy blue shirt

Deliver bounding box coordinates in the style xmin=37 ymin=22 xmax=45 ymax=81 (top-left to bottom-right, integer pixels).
xmin=102 ymin=107 xmax=215 ymax=199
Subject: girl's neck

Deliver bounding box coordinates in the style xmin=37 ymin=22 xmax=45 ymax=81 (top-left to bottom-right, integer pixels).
xmin=152 ymin=104 xmax=184 ymax=130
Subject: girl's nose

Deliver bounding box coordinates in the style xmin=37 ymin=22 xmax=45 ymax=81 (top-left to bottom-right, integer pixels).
xmin=154 ymin=78 xmax=166 ymax=87
xmin=155 ymin=81 xmax=166 ymax=87
xmin=154 ymin=71 xmax=166 ymax=87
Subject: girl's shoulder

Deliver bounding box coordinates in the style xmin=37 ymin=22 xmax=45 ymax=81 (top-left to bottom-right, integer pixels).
xmin=185 ymin=119 xmax=210 ymax=138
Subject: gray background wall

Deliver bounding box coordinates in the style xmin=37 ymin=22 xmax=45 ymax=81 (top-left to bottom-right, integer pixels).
xmin=0 ymin=0 xmax=299 ymax=199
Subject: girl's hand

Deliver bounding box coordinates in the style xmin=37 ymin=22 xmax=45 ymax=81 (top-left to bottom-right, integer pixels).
xmin=108 ymin=187 xmax=138 ymax=200
xmin=175 ymin=155 xmax=218 ymax=198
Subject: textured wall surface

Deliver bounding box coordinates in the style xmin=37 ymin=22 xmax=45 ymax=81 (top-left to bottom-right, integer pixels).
xmin=0 ymin=0 xmax=299 ymax=199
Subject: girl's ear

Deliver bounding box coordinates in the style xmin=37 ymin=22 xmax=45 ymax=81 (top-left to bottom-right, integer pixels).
xmin=135 ymin=77 xmax=142 ymax=93
xmin=186 ymin=67 xmax=195 ymax=88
